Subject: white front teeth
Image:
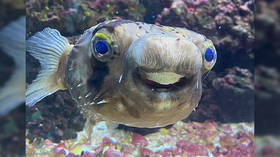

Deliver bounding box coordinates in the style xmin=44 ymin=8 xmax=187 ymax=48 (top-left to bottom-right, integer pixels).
xmin=145 ymin=72 xmax=184 ymax=85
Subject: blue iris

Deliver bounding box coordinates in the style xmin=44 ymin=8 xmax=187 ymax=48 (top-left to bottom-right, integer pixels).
xmin=95 ymin=41 xmax=109 ymax=55
xmin=205 ymin=47 xmax=215 ymax=62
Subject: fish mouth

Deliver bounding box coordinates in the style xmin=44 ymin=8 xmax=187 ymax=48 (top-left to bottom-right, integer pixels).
xmin=136 ymin=68 xmax=193 ymax=92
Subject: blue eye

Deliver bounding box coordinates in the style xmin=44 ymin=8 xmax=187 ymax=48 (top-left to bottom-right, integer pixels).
xmin=205 ymin=47 xmax=215 ymax=62
xmin=95 ymin=41 xmax=109 ymax=55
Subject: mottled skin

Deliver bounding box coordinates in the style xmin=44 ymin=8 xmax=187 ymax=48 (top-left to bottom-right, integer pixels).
xmin=65 ymin=20 xmax=216 ymax=128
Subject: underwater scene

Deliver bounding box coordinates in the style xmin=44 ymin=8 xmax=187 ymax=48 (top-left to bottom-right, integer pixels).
xmin=255 ymin=0 xmax=280 ymax=156
xmin=24 ymin=0 xmax=254 ymax=156
xmin=0 ymin=1 xmax=25 ymax=157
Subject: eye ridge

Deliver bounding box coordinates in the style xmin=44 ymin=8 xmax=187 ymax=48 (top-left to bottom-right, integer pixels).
xmin=205 ymin=47 xmax=215 ymax=62
xmin=95 ymin=40 xmax=109 ymax=55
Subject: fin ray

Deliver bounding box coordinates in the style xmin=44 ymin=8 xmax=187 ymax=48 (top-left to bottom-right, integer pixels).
xmin=26 ymin=28 xmax=73 ymax=107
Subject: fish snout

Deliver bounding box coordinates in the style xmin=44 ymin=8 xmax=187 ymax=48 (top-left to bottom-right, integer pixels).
xmin=124 ymin=34 xmax=203 ymax=91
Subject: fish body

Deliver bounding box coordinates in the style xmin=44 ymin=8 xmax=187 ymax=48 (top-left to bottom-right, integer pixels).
xmin=27 ymin=20 xmax=217 ymax=128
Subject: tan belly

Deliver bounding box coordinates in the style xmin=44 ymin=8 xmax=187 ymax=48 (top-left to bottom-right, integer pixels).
xmin=91 ymin=100 xmax=196 ymax=128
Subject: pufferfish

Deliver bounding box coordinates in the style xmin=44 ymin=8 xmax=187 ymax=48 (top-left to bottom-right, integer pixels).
xmin=26 ymin=20 xmax=217 ymax=128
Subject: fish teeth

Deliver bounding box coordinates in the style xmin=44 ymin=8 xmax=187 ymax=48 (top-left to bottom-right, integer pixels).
xmin=145 ymin=72 xmax=184 ymax=85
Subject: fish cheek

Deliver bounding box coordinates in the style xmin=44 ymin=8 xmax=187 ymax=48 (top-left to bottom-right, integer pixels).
xmin=87 ymin=57 xmax=109 ymax=97
xmin=65 ymin=47 xmax=96 ymax=115
xmin=178 ymin=75 xmax=202 ymax=111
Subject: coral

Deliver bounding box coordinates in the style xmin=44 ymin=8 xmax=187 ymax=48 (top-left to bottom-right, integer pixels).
xmin=212 ymin=67 xmax=254 ymax=93
xmin=131 ymin=133 xmax=148 ymax=146
xmin=187 ymin=66 xmax=254 ymax=123
xmin=26 ymin=0 xmax=145 ymax=36
xmin=211 ymin=67 xmax=254 ymax=122
xmin=256 ymin=136 xmax=280 ymax=157
xmin=26 ymin=91 xmax=86 ymax=143
xmin=26 ymin=121 xmax=254 ymax=157
xmin=155 ymin=0 xmax=254 ymax=54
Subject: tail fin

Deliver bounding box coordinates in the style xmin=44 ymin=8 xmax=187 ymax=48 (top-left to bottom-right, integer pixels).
xmin=26 ymin=28 xmax=73 ymax=107
xmin=0 ymin=16 xmax=25 ymax=116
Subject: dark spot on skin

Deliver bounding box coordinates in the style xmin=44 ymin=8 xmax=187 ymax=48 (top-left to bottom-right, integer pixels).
xmin=161 ymin=32 xmax=165 ymax=34
xmin=138 ymin=26 xmax=142 ymax=29
xmin=120 ymin=97 xmax=140 ymax=118
xmin=145 ymin=31 xmax=149 ymax=33
xmin=105 ymin=26 xmax=115 ymax=33
xmin=176 ymin=38 xmax=180 ymax=41
xmin=176 ymin=31 xmax=179 ymax=34
xmin=113 ymin=51 xmax=120 ymax=56
xmin=87 ymin=57 xmax=109 ymax=97
xmin=111 ymin=41 xmax=116 ymax=45
xmin=183 ymin=35 xmax=186 ymax=37
xmin=136 ymin=22 xmax=140 ymax=25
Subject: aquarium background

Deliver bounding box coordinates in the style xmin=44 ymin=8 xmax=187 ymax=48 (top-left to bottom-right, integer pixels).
xmin=0 ymin=0 xmax=25 ymax=157
xmin=255 ymin=0 xmax=280 ymax=156
xmin=25 ymin=0 xmax=255 ymax=156
xmin=3 ymin=0 xmax=280 ymax=156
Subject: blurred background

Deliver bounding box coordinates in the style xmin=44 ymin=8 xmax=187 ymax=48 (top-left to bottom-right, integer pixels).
xmin=0 ymin=0 xmax=25 ymax=157
xmin=255 ymin=0 xmax=280 ymax=156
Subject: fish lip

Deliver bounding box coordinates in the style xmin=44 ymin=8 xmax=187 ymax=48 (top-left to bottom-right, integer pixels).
xmin=133 ymin=67 xmax=195 ymax=92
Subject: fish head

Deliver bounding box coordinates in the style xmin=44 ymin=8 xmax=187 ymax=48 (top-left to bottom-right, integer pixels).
xmin=66 ymin=21 xmax=217 ymax=127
